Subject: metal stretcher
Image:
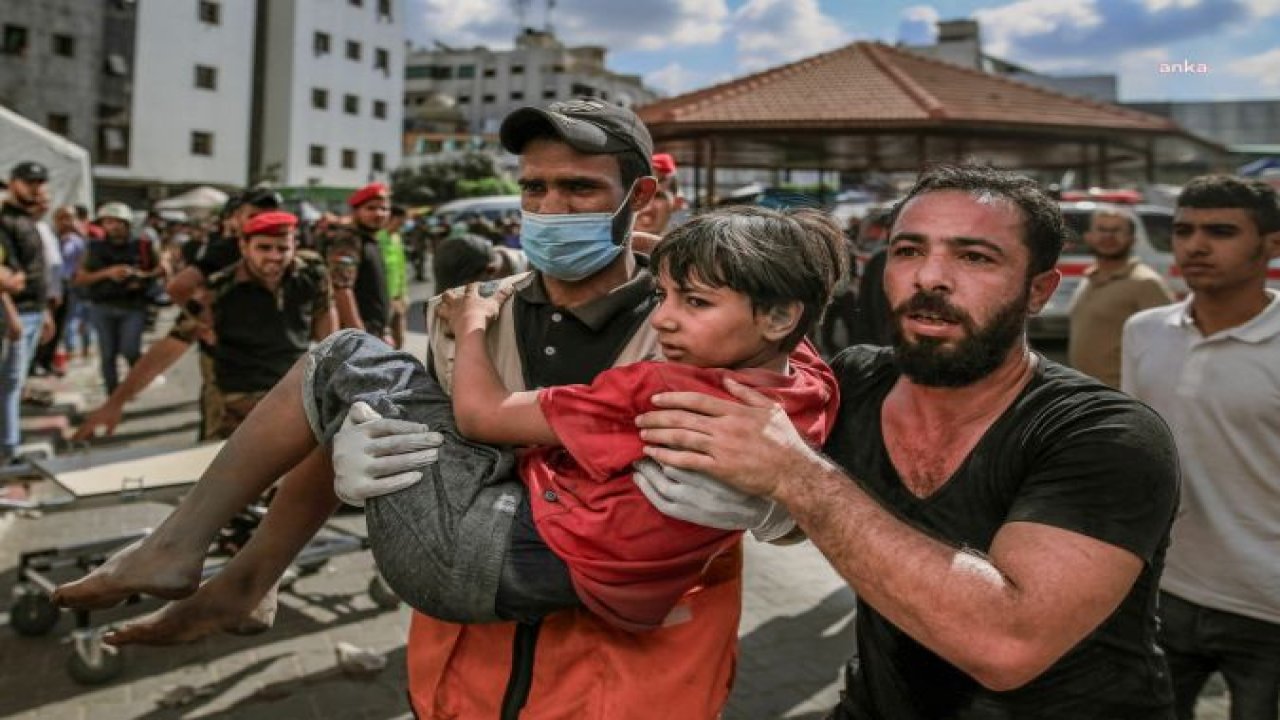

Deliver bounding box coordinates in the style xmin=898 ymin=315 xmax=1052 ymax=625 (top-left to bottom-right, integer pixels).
xmin=5 ymin=442 xmax=398 ymax=684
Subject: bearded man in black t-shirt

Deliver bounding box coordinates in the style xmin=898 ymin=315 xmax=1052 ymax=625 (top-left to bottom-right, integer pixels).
xmin=636 ymin=164 xmax=1180 ymax=720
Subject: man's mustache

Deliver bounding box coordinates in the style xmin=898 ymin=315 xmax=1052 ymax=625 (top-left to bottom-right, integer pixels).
xmin=892 ymin=291 xmax=971 ymax=326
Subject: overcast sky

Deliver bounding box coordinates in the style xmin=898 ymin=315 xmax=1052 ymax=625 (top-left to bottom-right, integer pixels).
xmin=404 ymin=0 xmax=1280 ymax=102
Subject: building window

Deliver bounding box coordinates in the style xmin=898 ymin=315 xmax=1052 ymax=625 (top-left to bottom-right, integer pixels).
xmin=371 ymin=152 xmax=385 ymax=172
xmin=311 ymin=88 xmax=328 ymax=109
xmin=511 ymin=65 xmax=524 ymax=75
xmin=104 ymin=53 xmax=129 ymax=76
xmin=377 ymin=0 xmax=392 ymax=20
xmin=346 ymin=40 xmax=361 ymax=61
xmin=314 ymin=31 xmax=330 ymax=55
xmin=405 ymin=65 xmax=430 ymax=79
xmin=198 ymin=1 xmax=221 ymax=25
xmin=457 ymin=64 xmax=475 ymax=79
xmin=47 ymin=113 xmax=70 ymax=136
xmin=431 ymin=65 xmax=452 ymax=80
xmin=458 ymin=94 xmax=471 ymax=104
xmin=194 ymin=64 xmax=217 ymax=90
xmin=483 ymin=67 xmax=495 ymax=78
xmin=483 ymin=94 xmax=495 ymax=103
xmin=344 ymin=94 xmax=359 ymax=114
xmin=309 ymin=145 xmax=326 ymax=167
xmin=2 ymin=25 xmax=28 ymax=55
xmin=542 ymin=88 xmax=556 ymax=100
xmin=342 ymin=148 xmax=357 ymax=169
xmin=375 ymin=47 xmax=389 ymax=73
xmin=349 ymin=0 xmax=363 ymax=6
xmin=191 ymin=130 xmax=214 ymax=156
xmin=510 ymin=91 xmax=524 ymax=101
xmin=373 ymin=100 xmax=387 ymax=119
xmin=551 ymin=64 xmax=565 ymax=73
xmin=52 ymin=34 xmax=75 ymax=58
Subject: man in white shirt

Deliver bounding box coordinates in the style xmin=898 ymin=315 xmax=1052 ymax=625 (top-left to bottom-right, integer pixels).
xmin=1122 ymin=174 xmax=1280 ymax=720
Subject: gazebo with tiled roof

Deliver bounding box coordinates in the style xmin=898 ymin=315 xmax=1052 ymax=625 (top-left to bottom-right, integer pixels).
xmin=635 ymin=41 xmax=1222 ymax=198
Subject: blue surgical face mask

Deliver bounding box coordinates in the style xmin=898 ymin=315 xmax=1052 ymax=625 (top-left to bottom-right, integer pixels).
xmin=520 ymin=184 xmax=638 ymax=282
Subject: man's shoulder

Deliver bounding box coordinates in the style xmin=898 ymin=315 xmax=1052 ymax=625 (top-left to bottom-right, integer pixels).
xmin=1125 ymin=301 xmax=1182 ymax=336
xmin=830 ymin=345 xmax=895 ymax=378
xmin=1128 ymin=262 xmax=1166 ymax=282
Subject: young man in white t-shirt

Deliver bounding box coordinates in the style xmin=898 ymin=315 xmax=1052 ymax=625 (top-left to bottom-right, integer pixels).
xmin=1122 ymin=174 xmax=1280 ymax=720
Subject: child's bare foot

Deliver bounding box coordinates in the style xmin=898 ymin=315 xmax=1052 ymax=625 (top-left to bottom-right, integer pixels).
xmin=51 ymin=538 xmax=204 ymax=610
xmin=104 ymin=580 xmax=279 ymax=646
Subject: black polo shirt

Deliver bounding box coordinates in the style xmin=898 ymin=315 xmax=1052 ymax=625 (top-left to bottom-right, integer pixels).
xmin=323 ymin=224 xmax=389 ymax=337
xmin=0 ymin=201 xmax=48 ymax=312
xmin=511 ymin=262 xmax=657 ymax=390
xmin=207 ymin=252 xmax=331 ymax=393
xmin=82 ymin=235 xmax=153 ymax=308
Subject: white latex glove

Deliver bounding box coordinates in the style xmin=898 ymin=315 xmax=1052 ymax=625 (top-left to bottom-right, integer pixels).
xmin=332 ymin=401 xmax=443 ymax=507
xmin=633 ymin=458 xmax=797 ymax=542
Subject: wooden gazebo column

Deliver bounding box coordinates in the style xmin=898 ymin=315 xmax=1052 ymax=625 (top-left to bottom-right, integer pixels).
xmin=705 ymin=136 xmax=718 ymax=205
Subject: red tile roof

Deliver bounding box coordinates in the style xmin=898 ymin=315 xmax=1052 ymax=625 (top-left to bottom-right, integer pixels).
xmin=637 ymin=42 xmax=1179 ymax=134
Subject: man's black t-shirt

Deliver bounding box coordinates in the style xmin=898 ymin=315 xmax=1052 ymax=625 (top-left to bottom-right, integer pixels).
xmin=193 ymin=232 xmax=241 ymax=277
xmin=825 ymin=346 xmax=1178 ymax=720
xmin=0 ymin=201 xmax=48 ymax=312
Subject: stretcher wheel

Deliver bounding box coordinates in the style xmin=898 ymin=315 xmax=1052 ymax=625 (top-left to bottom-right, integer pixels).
xmin=368 ymin=575 xmax=400 ymax=610
xmin=67 ymin=644 xmax=124 ymax=685
xmin=10 ymin=593 xmax=60 ymax=636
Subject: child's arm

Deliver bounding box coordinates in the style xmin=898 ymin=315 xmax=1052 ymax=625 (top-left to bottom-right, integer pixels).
xmin=443 ymin=282 xmax=560 ymax=447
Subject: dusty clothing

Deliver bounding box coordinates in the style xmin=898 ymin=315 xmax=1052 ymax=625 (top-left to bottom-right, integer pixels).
xmin=1067 ymin=258 xmax=1173 ymax=387
xmin=825 ymin=347 xmax=1178 ymax=720
xmin=405 ymin=266 xmax=743 ymax=720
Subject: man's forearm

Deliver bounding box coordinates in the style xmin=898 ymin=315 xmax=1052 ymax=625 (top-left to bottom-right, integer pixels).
xmin=108 ymin=336 xmax=192 ymax=407
xmin=333 ymin=289 xmax=364 ymax=330
xmin=452 ymin=327 xmax=512 ymax=438
xmin=775 ymin=455 xmax=1052 ymax=690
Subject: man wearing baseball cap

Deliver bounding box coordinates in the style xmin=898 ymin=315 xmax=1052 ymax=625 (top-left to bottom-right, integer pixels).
xmin=319 ymin=183 xmax=392 ymax=342
xmin=0 ymin=162 xmax=53 ymax=462
xmin=335 ymin=99 xmax=739 ymax=718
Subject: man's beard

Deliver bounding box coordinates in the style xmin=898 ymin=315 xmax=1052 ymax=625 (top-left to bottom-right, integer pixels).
xmin=890 ymin=287 xmax=1029 ymax=387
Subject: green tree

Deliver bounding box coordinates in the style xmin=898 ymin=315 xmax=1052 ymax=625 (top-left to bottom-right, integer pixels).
xmin=391 ymin=152 xmax=513 ymax=205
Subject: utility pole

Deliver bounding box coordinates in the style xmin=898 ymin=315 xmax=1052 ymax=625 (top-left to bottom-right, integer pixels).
xmin=513 ymin=0 xmax=530 ymax=29
xmin=544 ymin=0 xmax=556 ymax=33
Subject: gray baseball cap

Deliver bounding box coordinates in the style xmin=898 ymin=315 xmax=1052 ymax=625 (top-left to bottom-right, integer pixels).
xmin=500 ymin=98 xmax=653 ymax=174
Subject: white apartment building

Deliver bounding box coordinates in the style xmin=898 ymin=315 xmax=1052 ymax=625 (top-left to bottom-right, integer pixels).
xmin=259 ymin=0 xmax=404 ymax=189
xmin=93 ymin=0 xmax=257 ymax=196
xmin=405 ymin=28 xmax=657 ymax=136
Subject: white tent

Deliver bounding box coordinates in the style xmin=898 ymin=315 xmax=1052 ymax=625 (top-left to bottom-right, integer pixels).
xmin=153 ymin=185 xmax=228 ymax=212
xmin=0 ymin=104 xmax=94 ymax=211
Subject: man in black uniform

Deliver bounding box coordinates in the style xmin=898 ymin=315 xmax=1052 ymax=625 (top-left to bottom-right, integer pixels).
xmin=323 ymin=183 xmax=391 ymax=341
xmin=637 ymin=164 xmax=1181 ymax=719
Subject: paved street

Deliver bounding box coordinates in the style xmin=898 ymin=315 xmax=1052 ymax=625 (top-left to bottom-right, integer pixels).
xmin=0 ymin=281 xmax=1232 ymax=719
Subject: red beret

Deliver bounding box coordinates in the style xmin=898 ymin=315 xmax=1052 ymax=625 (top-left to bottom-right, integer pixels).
xmin=242 ymin=211 xmax=298 ymax=237
xmin=651 ymin=153 xmax=676 ymax=177
xmin=348 ymin=182 xmax=390 ymax=208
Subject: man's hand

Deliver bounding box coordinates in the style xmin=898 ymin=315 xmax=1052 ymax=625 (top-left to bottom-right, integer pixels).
xmin=636 ymin=377 xmax=820 ymax=499
xmin=73 ymin=402 xmax=125 ymax=441
xmin=39 ymin=310 xmax=55 ymax=345
xmin=633 ymin=458 xmax=797 ymax=541
xmin=0 ymin=268 xmax=26 ymax=294
xmin=106 ymin=265 xmax=133 ymax=282
xmin=438 ymin=282 xmax=512 ymax=336
xmin=332 ymin=401 xmax=444 ymax=507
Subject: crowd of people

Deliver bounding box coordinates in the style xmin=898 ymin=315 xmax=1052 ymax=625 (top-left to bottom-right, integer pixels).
xmin=8 ymin=96 xmax=1277 ymax=720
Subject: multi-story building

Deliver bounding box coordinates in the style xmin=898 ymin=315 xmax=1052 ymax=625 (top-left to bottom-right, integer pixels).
xmin=405 ymin=28 xmax=657 ymax=137
xmin=257 ymin=0 xmax=403 ymax=190
xmin=94 ymin=0 xmax=258 ymax=201
xmin=1 ymin=0 xmax=404 ymax=205
xmin=0 ymin=0 xmax=106 ymax=159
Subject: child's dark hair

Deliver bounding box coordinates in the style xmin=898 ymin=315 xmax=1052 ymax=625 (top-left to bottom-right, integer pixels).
xmin=650 ymin=206 xmax=847 ymax=351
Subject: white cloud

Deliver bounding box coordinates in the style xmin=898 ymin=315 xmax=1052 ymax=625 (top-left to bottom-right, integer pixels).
xmin=646 ymin=62 xmax=702 ymax=95
xmin=898 ymin=5 xmax=940 ymax=45
xmin=1243 ymin=0 xmax=1280 ymax=15
xmin=1229 ymin=46 xmax=1280 ymax=89
xmin=406 ymin=0 xmax=730 ymax=52
xmin=1142 ymin=0 xmax=1202 ymax=10
xmin=732 ymin=0 xmax=849 ymax=71
xmin=974 ymin=0 xmax=1103 ymax=58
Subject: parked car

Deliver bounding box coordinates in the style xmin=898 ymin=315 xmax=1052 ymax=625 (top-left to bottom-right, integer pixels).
xmin=430 ymin=195 xmax=520 ymax=227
